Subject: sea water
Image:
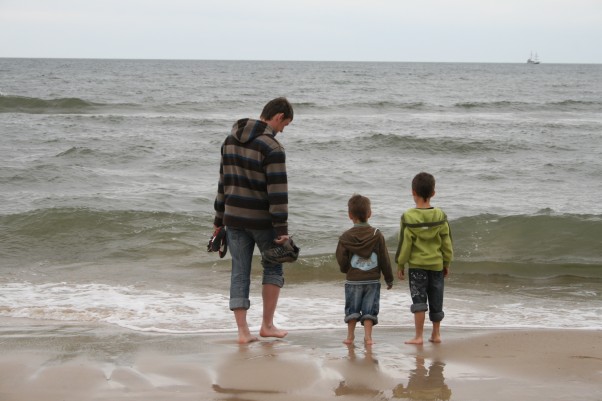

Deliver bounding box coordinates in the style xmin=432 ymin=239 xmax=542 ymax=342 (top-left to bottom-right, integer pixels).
xmin=1 ymin=58 xmax=601 ymax=333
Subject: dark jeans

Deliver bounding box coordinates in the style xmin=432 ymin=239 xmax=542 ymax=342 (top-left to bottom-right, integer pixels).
xmin=408 ymin=268 xmax=444 ymax=322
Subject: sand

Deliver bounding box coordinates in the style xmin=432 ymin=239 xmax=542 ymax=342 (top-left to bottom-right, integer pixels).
xmin=0 ymin=318 xmax=600 ymax=401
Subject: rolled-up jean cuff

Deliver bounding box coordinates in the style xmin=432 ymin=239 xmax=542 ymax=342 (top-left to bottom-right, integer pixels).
xmin=344 ymin=313 xmax=361 ymax=323
xmin=430 ymin=311 xmax=444 ymax=322
xmin=229 ymin=298 xmax=250 ymax=311
xmin=360 ymin=314 xmax=378 ymax=325
xmin=411 ymin=303 xmax=428 ymax=313
xmin=262 ymin=275 xmax=284 ymax=288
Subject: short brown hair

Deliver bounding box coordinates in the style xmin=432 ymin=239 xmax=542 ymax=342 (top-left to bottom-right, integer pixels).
xmin=348 ymin=194 xmax=371 ymax=222
xmin=260 ymin=97 xmax=294 ymax=121
xmin=412 ymin=172 xmax=436 ymax=202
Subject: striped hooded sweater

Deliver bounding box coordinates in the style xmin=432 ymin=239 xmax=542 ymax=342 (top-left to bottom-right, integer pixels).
xmin=213 ymin=118 xmax=288 ymax=236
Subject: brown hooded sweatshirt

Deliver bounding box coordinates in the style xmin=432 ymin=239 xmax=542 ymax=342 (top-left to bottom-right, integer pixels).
xmin=336 ymin=224 xmax=394 ymax=286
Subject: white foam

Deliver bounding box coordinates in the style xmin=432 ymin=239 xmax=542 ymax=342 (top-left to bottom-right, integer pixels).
xmin=0 ymin=281 xmax=600 ymax=333
xmin=0 ymin=282 xmax=232 ymax=333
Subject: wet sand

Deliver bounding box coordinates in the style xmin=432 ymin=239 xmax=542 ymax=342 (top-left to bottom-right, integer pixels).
xmin=0 ymin=318 xmax=600 ymax=401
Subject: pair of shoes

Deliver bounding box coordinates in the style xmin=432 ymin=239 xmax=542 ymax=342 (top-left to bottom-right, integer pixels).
xmin=262 ymin=238 xmax=300 ymax=264
xmin=207 ymin=226 xmax=227 ymax=258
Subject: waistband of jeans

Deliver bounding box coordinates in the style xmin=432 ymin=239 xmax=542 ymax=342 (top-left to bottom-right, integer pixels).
xmin=345 ymin=280 xmax=380 ymax=285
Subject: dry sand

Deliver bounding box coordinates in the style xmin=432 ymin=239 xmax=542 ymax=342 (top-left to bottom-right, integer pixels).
xmin=0 ymin=318 xmax=600 ymax=401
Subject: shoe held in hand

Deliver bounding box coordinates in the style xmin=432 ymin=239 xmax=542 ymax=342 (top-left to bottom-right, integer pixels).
xmin=262 ymin=238 xmax=300 ymax=264
xmin=207 ymin=226 xmax=227 ymax=258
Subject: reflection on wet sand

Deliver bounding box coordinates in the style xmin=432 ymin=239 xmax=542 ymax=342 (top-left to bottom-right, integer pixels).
xmin=334 ymin=345 xmax=392 ymax=396
xmin=326 ymin=344 xmax=403 ymax=398
xmin=0 ymin=324 xmax=599 ymax=401
xmin=212 ymin=340 xmax=321 ymax=397
xmin=393 ymin=356 xmax=452 ymax=400
xmin=331 ymin=344 xmax=452 ymax=400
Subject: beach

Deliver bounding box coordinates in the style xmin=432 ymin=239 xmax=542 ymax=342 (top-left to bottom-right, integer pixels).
xmin=1 ymin=318 xmax=600 ymax=401
xmin=1 ymin=59 xmax=602 ymax=400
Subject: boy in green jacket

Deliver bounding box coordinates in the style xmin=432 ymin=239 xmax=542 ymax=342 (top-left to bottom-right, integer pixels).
xmin=395 ymin=172 xmax=453 ymax=344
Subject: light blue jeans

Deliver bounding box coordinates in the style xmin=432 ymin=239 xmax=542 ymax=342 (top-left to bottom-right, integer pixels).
xmin=227 ymin=227 xmax=284 ymax=311
xmin=344 ymin=282 xmax=381 ymax=325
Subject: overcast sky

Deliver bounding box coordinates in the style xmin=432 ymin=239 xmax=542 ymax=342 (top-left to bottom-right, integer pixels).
xmin=1 ymin=0 xmax=601 ymax=63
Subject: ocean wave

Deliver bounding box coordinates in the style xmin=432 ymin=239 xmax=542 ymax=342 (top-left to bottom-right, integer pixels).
xmin=347 ymin=101 xmax=427 ymax=110
xmin=549 ymin=99 xmax=602 ymax=109
xmin=1 ymin=208 xmax=600 ymax=275
xmin=303 ymin=98 xmax=602 ymax=113
xmin=326 ymin=132 xmax=524 ymax=154
xmin=296 ymin=99 xmax=602 ymax=113
xmin=55 ymin=146 xmax=96 ymax=157
xmin=0 ymin=95 xmax=175 ymax=115
xmin=0 ymin=207 xmax=208 ymax=264
xmin=452 ymin=212 xmax=602 ymax=265
xmin=0 ymin=94 xmax=253 ymax=116
xmin=455 ymin=100 xmax=528 ymax=110
xmin=296 ymin=100 xmax=428 ymax=112
xmin=454 ymin=99 xmax=602 ymax=112
xmin=5 ymin=94 xmax=598 ymax=117
xmin=0 ymin=95 xmax=101 ymax=113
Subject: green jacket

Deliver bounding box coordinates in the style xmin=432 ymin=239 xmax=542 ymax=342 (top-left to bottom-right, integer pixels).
xmin=394 ymin=207 xmax=453 ymax=271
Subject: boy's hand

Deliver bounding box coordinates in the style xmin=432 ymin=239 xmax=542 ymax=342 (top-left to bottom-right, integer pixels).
xmin=443 ymin=266 xmax=450 ymax=278
xmin=386 ymin=283 xmax=393 ymax=290
xmin=397 ymin=269 xmax=405 ymax=280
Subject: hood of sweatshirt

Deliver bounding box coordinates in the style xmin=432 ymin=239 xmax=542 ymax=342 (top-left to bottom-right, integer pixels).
xmin=338 ymin=225 xmax=382 ymax=259
xmin=231 ymin=118 xmax=276 ymax=144
xmin=402 ymin=208 xmax=448 ymax=240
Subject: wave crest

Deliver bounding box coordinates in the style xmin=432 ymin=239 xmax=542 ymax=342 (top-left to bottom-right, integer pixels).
xmin=0 ymin=207 xmax=208 ymax=264
xmin=340 ymin=132 xmax=522 ymax=154
xmin=453 ymin=212 xmax=602 ymax=265
xmin=0 ymin=95 xmax=99 ymax=113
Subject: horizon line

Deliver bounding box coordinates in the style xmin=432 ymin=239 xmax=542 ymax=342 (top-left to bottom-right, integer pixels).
xmin=1 ymin=56 xmax=600 ymax=65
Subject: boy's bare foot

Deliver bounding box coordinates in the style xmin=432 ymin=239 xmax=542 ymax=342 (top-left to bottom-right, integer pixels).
xmin=259 ymin=325 xmax=288 ymax=339
xmin=364 ymin=338 xmax=375 ymax=345
xmin=429 ymin=335 xmax=442 ymax=343
xmin=343 ymin=336 xmax=354 ymax=344
xmin=238 ymin=333 xmax=259 ymax=344
xmin=404 ymin=337 xmax=424 ymax=345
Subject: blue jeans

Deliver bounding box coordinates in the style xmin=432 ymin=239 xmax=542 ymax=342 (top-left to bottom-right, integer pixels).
xmin=408 ymin=268 xmax=445 ymax=322
xmin=227 ymin=227 xmax=284 ymax=311
xmin=344 ymin=282 xmax=381 ymax=325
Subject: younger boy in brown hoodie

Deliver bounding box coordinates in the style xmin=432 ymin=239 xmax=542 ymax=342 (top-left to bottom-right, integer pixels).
xmin=336 ymin=194 xmax=394 ymax=345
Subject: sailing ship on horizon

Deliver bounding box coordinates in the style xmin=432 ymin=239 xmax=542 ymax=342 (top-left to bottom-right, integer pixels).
xmin=527 ymin=51 xmax=540 ymax=64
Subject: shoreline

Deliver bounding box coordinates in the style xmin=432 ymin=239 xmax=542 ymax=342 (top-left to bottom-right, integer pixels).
xmin=0 ymin=319 xmax=600 ymax=401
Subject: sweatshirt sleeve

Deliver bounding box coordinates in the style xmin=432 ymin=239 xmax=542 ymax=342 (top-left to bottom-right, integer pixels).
xmin=395 ymin=218 xmax=413 ymax=269
xmin=264 ymin=147 xmax=288 ymax=236
xmin=213 ymin=144 xmax=225 ymax=227
xmin=335 ymin=240 xmax=351 ymax=273
xmin=440 ymin=220 xmax=453 ymax=266
xmin=378 ymin=234 xmax=394 ymax=284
